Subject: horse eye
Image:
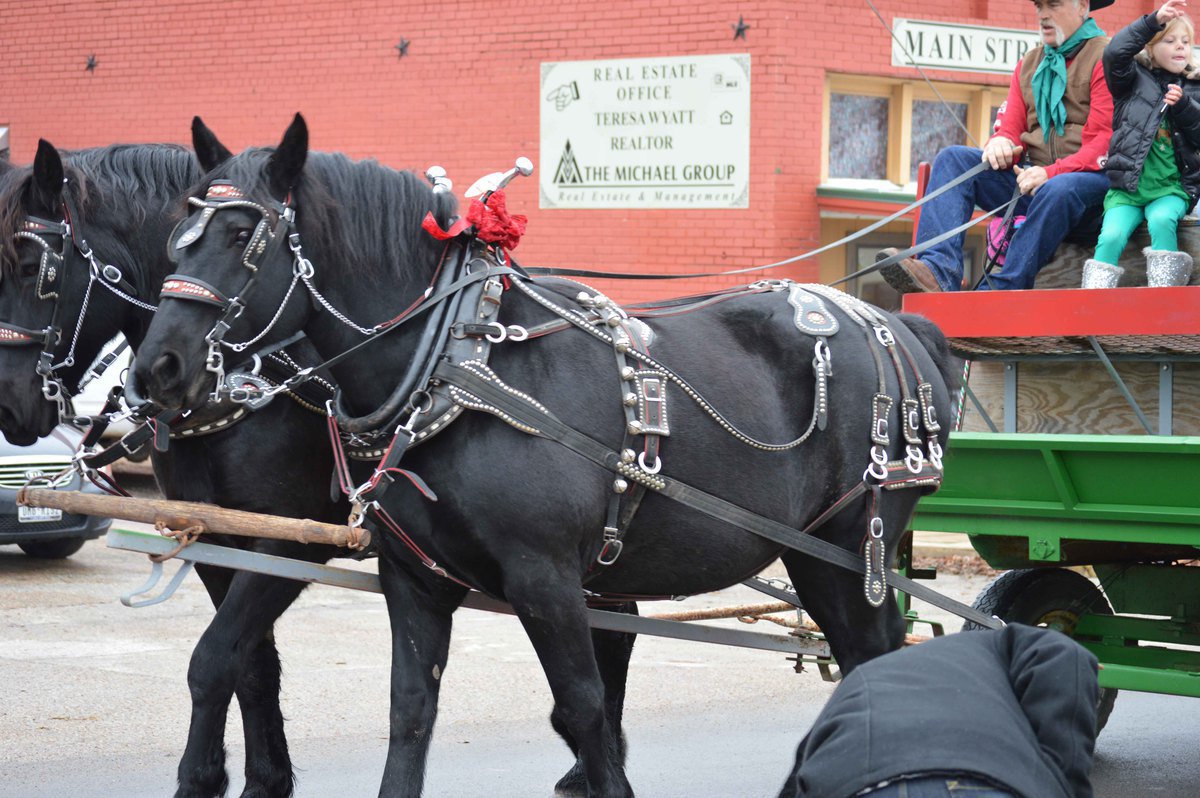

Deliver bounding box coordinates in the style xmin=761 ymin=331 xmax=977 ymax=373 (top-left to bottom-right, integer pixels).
xmin=233 ymin=228 xmax=252 ymax=247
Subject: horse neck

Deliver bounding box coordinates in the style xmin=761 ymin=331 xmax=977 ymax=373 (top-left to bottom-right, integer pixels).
xmin=304 ymin=255 xmax=442 ymax=417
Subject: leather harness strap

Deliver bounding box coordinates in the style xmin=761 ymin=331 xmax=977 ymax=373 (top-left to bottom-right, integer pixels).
xmin=431 ymin=360 xmax=1003 ymax=630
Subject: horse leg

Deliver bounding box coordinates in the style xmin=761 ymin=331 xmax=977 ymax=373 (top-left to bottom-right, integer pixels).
xmin=553 ymin=603 xmax=637 ymax=798
xmin=504 ymin=571 xmax=633 ymax=798
xmin=236 ymin=624 xmax=292 ymax=798
xmin=176 ymin=563 xmax=311 ymax=798
xmin=781 ymin=503 xmax=913 ymax=675
xmin=377 ymin=555 xmax=466 ymax=798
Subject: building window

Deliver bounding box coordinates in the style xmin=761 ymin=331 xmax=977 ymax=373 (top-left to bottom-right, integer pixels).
xmin=828 ymin=94 xmax=889 ymax=179
xmin=910 ymin=100 xmax=968 ymax=181
xmin=824 ymin=75 xmax=1005 ymax=186
xmin=0 ymin=126 xmax=8 ymax=162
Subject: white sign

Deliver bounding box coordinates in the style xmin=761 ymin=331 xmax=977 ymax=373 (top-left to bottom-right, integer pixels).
xmin=892 ymin=19 xmax=1040 ymax=75
xmin=540 ymin=53 xmax=750 ymax=209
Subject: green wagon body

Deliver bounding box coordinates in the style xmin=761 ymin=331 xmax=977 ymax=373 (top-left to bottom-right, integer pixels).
xmin=904 ymin=287 xmax=1200 ymax=701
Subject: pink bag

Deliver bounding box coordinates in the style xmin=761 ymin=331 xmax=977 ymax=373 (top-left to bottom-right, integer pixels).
xmin=986 ymin=215 xmax=1025 ymax=266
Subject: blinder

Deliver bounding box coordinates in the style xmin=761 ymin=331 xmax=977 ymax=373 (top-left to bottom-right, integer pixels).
xmin=16 ymin=217 xmax=68 ymax=300
xmin=167 ymin=181 xmax=286 ymax=272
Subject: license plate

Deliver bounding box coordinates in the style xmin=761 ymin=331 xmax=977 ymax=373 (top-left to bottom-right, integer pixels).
xmin=18 ymin=506 xmax=62 ymax=523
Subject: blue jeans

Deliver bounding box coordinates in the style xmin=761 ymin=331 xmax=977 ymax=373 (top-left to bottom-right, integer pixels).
xmin=915 ymin=145 xmax=1110 ymax=290
xmin=860 ymin=775 xmax=1014 ymax=797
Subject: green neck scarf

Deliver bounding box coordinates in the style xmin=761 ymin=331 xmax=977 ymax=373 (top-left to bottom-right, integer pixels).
xmin=1031 ymin=17 xmax=1106 ymax=137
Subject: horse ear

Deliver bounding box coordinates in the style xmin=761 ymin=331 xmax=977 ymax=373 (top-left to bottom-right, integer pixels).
xmin=31 ymin=139 xmax=64 ymax=209
xmin=192 ymin=116 xmax=233 ymax=172
xmin=267 ymin=113 xmax=308 ymax=199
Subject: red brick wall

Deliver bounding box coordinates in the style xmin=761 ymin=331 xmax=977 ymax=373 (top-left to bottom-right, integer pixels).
xmin=0 ymin=0 xmax=1152 ymax=303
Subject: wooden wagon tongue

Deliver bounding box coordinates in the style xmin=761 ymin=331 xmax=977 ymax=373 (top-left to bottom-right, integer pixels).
xmin=16 ymin=487 xmax=369 ymax=550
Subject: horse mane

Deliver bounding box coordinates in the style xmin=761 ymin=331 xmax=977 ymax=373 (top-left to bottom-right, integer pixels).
xmin=0 ymin=143 xmax=199 ymax=278
xmin=197 ymin=148 xmax=459 ymax=282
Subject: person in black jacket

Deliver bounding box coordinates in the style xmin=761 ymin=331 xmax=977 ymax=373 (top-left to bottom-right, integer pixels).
xmin=777 ymin=624 xmax=1099 ymax=798
xmin=1085 ymin=0 xmax=1200 ymax=288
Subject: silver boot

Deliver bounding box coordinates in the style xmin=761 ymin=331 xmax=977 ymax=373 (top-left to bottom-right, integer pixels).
xmin=1081 ymin=258 xmax=1123 ymax=289
xmin=1143 ymin=248 xmax=1194 ymax=287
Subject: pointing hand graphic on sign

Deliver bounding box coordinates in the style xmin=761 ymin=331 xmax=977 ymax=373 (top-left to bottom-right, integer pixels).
xmin=546 ymin=81 xmax=581 ymax=111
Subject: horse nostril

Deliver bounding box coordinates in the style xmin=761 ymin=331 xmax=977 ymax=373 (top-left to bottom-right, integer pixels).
xmin=150 ymin=351 xmax=184 ymax=393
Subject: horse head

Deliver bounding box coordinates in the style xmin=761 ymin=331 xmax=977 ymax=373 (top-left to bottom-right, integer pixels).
xmin=0 ymin=141 xmax=83 ymax=443
xmin=0 ymin=138 xmax=199 ymax=444
xmin=136 ymin=113 xmax=456 ymax=413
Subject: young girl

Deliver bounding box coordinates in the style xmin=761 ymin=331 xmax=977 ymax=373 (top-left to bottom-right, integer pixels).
xmin=1084 ymin=0 xmax=1200 ymax=288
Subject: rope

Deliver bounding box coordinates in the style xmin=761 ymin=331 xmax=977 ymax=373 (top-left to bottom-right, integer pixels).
xmin=150 ymin=522 xmax=205 ymax=562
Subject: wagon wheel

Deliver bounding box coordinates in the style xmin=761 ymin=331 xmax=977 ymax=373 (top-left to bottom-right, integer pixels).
xmin=964 ymin=567 xmax=1118 ymax=734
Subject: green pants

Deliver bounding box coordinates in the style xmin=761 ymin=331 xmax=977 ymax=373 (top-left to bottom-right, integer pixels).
xmin=1093 ymin=195 xmax=1189 ymax=265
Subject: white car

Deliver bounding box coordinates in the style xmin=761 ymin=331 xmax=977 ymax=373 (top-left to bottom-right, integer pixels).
xmin=71 ymin=341 xmax=135 ymax=439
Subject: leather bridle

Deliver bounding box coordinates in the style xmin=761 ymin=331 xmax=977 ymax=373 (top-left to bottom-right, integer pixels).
xmin=162 ymin=181 xmax=298 ymax=400
xmin=2 ymin=190 xmax=142 ymax=421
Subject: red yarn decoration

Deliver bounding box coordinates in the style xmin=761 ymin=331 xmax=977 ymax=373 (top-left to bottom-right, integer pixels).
xmin=466 ymin=190 xmax=527 ymax=250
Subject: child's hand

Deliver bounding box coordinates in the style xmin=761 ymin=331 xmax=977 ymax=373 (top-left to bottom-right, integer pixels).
xmin=1165 ymin=84 xmax=1185 ymax=107
xmin=1158 ymin=0 xmax=1187 ymax=24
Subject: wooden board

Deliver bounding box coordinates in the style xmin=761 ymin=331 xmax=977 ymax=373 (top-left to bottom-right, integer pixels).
xmin=959 ymin=360 xmax=1200 ymax=435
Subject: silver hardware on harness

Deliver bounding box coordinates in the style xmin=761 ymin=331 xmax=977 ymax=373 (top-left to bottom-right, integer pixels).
xmin=637 ymin=452 xmax=662 ymax=474
xmin=928 ymin=439 xmax=944 ymax=470
xmin=484 ymin=322 xmax=508 ymax=343
xmin=424 ymin=165 xmax=454 ymax=195
xmin=905 ymin=445 xmax=925 ymax=474
xmin=597 ymin=526 xmax=623 ymax=566
xmin=864 ymin=458 xmax=892 ymax=482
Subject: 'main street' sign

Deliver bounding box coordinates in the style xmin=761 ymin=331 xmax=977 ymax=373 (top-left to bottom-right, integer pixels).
xmin=891 ymin=19 xmax=1040 ymax=75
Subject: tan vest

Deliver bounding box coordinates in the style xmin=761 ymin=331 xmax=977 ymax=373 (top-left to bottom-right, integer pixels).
xmin=1017 ymin=36 xmax=1108 ymax=167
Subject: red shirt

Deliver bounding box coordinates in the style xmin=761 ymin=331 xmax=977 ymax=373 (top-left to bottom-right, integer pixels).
xmin=990 ymin=55 xmax=1114 ymax=178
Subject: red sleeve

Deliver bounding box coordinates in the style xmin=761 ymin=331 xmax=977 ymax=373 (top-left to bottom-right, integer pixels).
xmin=989 ymin=62 xmax=1028 ymax=146
xmin=1045 ymin=59 xmax=1113 ymax=177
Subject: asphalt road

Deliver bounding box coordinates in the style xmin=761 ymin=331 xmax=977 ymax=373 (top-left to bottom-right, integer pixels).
xmin=1 ymin=532 xmax=1197 ymax=797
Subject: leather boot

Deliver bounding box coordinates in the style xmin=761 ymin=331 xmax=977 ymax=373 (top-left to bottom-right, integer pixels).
xmin=1143 ymin=248 xmax=1194 ymax=287
xmin=1081 ymin=258 xmax=1123 ymax=289
xmin=875 ymin=248 xmax=941 ymax=293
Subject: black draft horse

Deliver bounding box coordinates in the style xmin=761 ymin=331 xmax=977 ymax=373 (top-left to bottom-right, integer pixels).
xmin=135 ymin=114 xmax=957 ymax=798
xmin=0 ymin=139 xmax=634 ymax=798
xmin=0 ymin=142 xmax=344 ymax=796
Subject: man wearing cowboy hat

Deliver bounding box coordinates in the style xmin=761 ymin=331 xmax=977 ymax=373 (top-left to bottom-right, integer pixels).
xmin=879 ymin=0 xmax=1116 ymax=292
